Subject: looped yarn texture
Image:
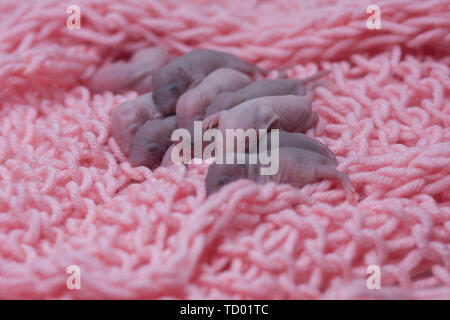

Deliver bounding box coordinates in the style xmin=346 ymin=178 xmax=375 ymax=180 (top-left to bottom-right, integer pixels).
xmin=0 ymin=0 xmax=449 ymax=299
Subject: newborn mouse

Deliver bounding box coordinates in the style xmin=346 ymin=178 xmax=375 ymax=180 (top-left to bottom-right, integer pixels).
xmin=203 ymin=93 xmax=317 ymax=134
xmin=203 ymin=70 xmax=329 ymax=118
xmin=90 ymin=47 xmax=170 ymax=94
xmin=205 ymin=147 xmax=357 ymax=203
xmin=151 ymin=49 xmax=265 ymax=116
xmin=111 ymin=93 xmax=163 ymax=156
xmin=175 ymin=68 xmax=251 ymax=128
xmin=129 ymin=115 xmax=177 ymax=169
xmin=263 ymin=131 xmax=336 ymax=163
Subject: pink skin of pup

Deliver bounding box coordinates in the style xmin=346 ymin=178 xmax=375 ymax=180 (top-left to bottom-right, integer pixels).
xmin=90 ymin=47 xmax=170 ymax=94
xmin=175 ymin=68 xmax=251 ymax=128
xmin=151 ymin=49 xmax=265 ymax=116
xmin=161 ymin=144 xmax=177 ymax=168
xmin=202 ymin=93 xmax=317 ymax=134
xmin=264 ymin=131 xmax=337 ymax=163
xmin=111 ymin=93 xmax=163 ymax=156
xmin=203 ymin=70 xmax=329 ymax=118
xmin=129 ymin=115 xmax=177 ymax=169
xmin=205 ymin=147 xmax=358 ymax=203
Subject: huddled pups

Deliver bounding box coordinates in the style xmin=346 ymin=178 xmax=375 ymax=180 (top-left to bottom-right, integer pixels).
xmin=96 ymin=47 xmax=357 ymax=201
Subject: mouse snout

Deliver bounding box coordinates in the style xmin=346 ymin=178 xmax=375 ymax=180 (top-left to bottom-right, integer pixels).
xmin=129 ymin=141 xmax=161 ymax=168
xmin=129 ymin=147 xmax=147 ymax=167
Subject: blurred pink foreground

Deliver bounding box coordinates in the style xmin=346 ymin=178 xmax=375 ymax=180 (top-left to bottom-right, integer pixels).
xmin=0 ymin=0 xmax=449 ymax=299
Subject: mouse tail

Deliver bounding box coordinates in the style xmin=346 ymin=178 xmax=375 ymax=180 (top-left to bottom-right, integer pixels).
xmin=316 ymin=166 xmax=359 ymax=204
xmin=298 ymin=69 xmax=330 ymax=85
xmin=229 ymin=58 xmax=269 ymax=78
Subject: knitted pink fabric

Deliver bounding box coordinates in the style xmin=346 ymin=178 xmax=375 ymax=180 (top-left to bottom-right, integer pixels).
xmin=0 ymin=0 xmax=449 ymax=299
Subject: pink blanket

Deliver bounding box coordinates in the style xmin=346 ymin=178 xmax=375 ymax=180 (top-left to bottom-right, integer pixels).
xmin=0 ymin=0 xmax=449 ymax=299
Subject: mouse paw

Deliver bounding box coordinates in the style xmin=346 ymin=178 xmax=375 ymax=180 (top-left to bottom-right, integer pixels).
xmin=346 ymin=188 xmax=359 ymax=204
xmin=335 ymin=171 xmax=358 ymax=204
xmin=202 ymin=113 xmax=220 ymax=130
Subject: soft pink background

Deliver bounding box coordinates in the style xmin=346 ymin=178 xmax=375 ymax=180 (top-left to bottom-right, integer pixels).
xmin=0 ymin=0 xmax=449 ymax=299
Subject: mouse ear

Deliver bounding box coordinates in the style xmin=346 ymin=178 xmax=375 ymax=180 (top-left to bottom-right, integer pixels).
xmin=174 ymin=67 xmax=190 ymax=83
xmin=175 ymin=66 xmax=186 ymax=76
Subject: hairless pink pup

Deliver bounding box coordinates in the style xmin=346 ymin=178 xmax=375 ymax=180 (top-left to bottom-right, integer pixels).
xmin=203 ymin=70 xmax=329 ymax=118
xmin=129 ymin=115 xmax=177 ymax=169
xmin=90 ymin=47 xmax=170 ymax=94
xmin=151 ymin=49 xmax=265 ymax=116
xmin=205 ymin=147 xmax=357 ymax=203
xmin=264 ymin=131 xmax=336 ymax=162
xmin=203 ymin=93 xmax=317 ymax=134
xmin=111 ymin=93 xmax=163 ymax=156
xmin=175 ymin=68 xmax=251 ymax=128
